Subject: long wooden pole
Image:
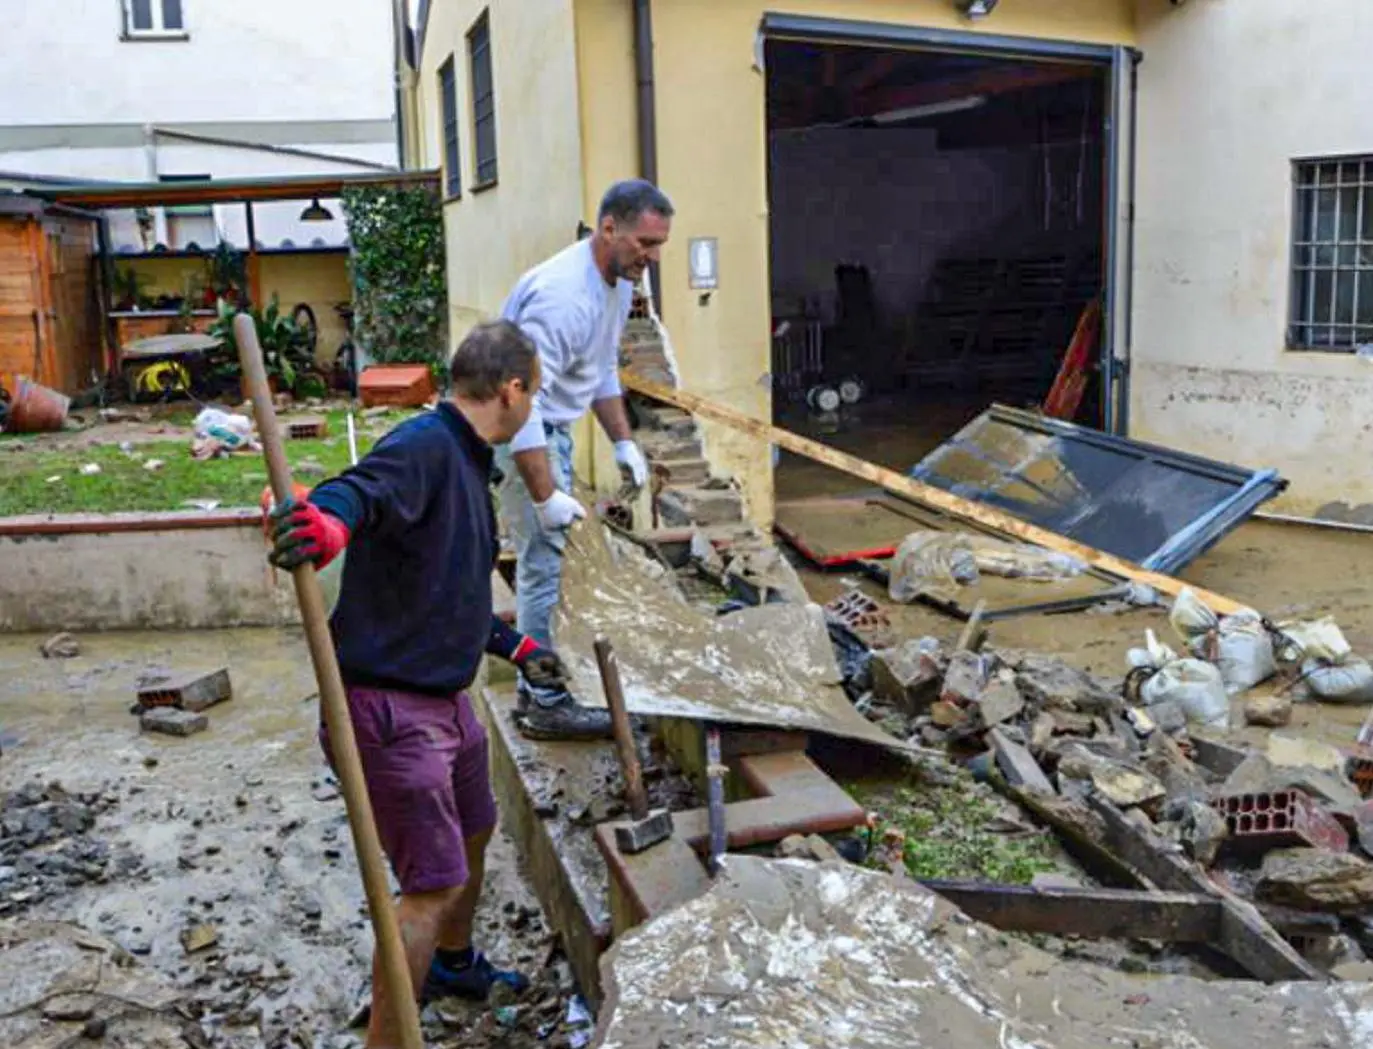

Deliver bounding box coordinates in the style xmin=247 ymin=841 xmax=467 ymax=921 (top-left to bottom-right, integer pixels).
xmin=621 ymin=372 xmax=1245 ymax=616
xmin=235 ymin=315 xmax=423 ymax=1049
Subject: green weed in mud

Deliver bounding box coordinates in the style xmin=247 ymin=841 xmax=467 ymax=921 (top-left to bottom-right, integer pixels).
xmin=849 ymin=776 xmax=1057 ymax=885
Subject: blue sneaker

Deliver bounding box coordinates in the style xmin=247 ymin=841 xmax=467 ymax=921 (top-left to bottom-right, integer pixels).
xmin=423 ymin=950 xmax=529 ymax=1002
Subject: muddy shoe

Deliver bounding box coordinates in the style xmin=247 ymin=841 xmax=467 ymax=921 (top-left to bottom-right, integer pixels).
xmin=515 ymin=700 xmax=614 ymax=742
xmin=424 ymin=950 xmax=529 ymax=1002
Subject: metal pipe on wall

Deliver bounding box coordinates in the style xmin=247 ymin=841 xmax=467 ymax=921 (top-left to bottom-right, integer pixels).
xmin=632 ymin=0 xmax=662 ymax=315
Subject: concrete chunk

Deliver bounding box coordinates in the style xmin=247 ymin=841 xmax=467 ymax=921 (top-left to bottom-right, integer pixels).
xmin=140 ymin=708 xmax=208 ymax=737
xmin=870 ymin=638 xmax=944 ymax=714
xmin=989 ymin=727 xmax=1055 ymax=795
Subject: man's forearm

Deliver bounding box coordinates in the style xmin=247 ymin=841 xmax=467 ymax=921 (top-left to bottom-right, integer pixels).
xmin=513 ymin=447 xmax=557 ymax=503
xmin=592 ymin=395 xmax=632 ymax=443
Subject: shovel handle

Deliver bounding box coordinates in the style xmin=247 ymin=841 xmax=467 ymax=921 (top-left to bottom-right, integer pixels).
xmin=234 ymin=314 xmax=423 ymax=1049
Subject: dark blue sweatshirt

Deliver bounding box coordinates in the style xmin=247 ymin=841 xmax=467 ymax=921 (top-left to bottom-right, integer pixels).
xmin=309 ymin=403 xmax=524 ymax=697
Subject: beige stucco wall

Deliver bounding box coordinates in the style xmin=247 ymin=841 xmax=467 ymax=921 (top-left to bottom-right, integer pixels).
xmin=607 ymin=0 xmax=1137 ymax=527
xmin=1131 ymin=0 xmax=1373 ymax=521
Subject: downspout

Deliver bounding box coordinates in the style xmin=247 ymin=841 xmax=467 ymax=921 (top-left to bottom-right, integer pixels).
xmin=632 ymin=0 xmax=662 ymax=314
xmin=391 ymin=0 xmax=413 ymax=169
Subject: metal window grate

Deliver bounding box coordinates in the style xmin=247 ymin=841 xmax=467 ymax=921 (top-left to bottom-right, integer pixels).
xmin=1290 ymin=156 xmax=1373 ymax=351
xmin=468 ymin=12 xmax=497 ymax=187
xmin=439 ymin=57 xmax=461 ymax=198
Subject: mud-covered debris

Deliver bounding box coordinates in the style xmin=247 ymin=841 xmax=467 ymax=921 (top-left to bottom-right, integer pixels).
xmin=777 ymin=834 xmax=840 ymax=863
xmin=1257 ymin=848 xmax=1373 ymax=913
xmin=1010 ymin=652 xmax=1122 ymax=715
xmin=1056 ymin=744 xmax=1165 ymax=808
xmin=941 ymin=650 xmax=991 ymax=705
xmin=989 ymin=727 xmax=1054 ymax=795
xmin=180 ymin=922 xmax=219 ymax=954
xmin=39 ymin=632 xmax=81 ymax=659
xmin=140 ymin=708 xmax=208 ymax=737
xmin=869 ymin=637 xmax=945 ymax=714
xmin=1244 ymin=691 xmax=1293 ymax=727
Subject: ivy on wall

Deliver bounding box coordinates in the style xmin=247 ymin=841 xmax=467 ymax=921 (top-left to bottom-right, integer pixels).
xmin=341 ymin=184 xmax=448 ymax=369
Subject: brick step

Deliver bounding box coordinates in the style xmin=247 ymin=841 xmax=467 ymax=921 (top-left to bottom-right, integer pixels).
xmin=650 ymin=457 xmax=710 ymax=485
xmin=630 ymin=400 xmax=696 ymax=435
xmin=657 ymin=484 xmax=744 ymax=527
xmin=638 ymin=430 xmax=704 ymax=461
xmin=623 ymin=362 xmax=675 ymax=387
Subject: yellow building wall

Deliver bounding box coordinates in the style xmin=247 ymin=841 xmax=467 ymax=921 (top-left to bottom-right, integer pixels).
xmin=578 ymin=0 xmax=1137 ymax=527
xmin=113 ymin=253 xmax=350 ymax=365
xmin=417 ymin=0 xmax=586 ymax=343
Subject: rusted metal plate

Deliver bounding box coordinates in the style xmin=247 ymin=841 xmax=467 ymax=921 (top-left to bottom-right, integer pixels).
xmin=921 ymin=881 xmax=1221 ymax=942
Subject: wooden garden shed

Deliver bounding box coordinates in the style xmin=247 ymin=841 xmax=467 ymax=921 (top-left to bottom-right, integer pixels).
xmin=0 ymin=195 xmax=104 ymax=397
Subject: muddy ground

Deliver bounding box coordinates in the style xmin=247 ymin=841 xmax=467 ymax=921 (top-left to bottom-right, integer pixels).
xmin=0 ymin=629 xmax=590 ymax=1049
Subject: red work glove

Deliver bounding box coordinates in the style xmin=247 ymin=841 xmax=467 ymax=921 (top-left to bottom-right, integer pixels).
xmin=512 ymin=637 xmax=569 ymax=691
xmin=268 ymin=498 xmax=350 ymax=570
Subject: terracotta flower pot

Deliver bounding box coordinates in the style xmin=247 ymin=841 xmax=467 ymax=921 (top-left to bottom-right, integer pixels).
xmin=7 ymin=378 xmax=70 ymax=433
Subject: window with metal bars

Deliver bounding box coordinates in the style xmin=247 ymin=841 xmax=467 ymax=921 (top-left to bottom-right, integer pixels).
xmin=1290 ymin=156 xmax=1373 ymax=351
xmin=439 ymin=57 xmax=461 ymax=199
xmin=123 ymin=0 xmax=186 ymax=37
xmin=467 ymin=11 xmax=497 ymax=188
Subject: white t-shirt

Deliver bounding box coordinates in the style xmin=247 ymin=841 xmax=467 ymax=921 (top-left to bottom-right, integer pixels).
xmin=500 ymin=239 xmax=633 ymax=452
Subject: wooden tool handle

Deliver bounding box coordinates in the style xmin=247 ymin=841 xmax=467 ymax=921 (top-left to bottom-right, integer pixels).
xmin=234 ymin=314 xmax=423 ymax=1049
xmin=593 ymin=636 xmax=649 ymax=820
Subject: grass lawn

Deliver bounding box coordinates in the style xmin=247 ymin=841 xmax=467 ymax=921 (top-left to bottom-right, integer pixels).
xmin=0 ymin=407 xmax=408 ymax=517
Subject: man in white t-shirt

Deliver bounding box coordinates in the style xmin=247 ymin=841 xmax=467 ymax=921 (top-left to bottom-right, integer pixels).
xmin=496 ymin=179 xmax=674 ymax=739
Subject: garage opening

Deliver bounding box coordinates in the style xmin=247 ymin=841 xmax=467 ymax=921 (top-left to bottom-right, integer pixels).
xmin=765 ymin=39 xmax=1111 ymax=502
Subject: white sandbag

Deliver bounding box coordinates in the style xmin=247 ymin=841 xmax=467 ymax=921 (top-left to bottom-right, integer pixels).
xmin=1302 ymin=657 xmax=1373 ymax=704
xmin=1169 ymin=588 xmax=1274 ymax=694
xmin=1169 ymin=588 xmax=1219 ymax=649
xmin=1211 ymin=610 xmax=1277 ymax=695
xmin=1280 ymin=617 xmax=1354 ymax=663
xmin=1127 ymin=629 xmax=1229 ymax=729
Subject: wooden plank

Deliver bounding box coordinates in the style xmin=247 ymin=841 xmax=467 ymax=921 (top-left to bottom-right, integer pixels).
xmin=622 ymin=373 xmax=1247 ymax=615
xmin=1080 ymin=795 xmax=1323 ymax=982
xmin=1008 ymin=786 xmax=1323 ymax=981
xmin=920 ymin=881 xmax=1221 ymax=943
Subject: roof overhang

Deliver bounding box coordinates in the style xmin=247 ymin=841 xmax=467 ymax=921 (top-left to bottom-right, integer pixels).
xmin=30 ymin=169 xmax=440 ymax=210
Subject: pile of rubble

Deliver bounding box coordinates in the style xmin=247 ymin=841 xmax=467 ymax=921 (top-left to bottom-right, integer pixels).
xmin=827 ymin=585 xmax=1373 ymax=975
xmin=0 ymin=780 xmax=137 ymax=916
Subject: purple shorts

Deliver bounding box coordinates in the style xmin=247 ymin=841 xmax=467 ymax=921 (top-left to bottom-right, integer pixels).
xmin=320 ymin=686 xmax=497 ymax=895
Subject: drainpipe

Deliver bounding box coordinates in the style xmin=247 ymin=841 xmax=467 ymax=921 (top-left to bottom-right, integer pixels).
xmin=391 ymin=0 xmax=415 ymax=169
xmin=632 ymin=0 xmax=662 ymax=314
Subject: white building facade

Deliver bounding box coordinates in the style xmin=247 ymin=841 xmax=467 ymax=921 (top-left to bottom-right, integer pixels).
xmin=1132 ymin=0 xmax=1373 ymax=522
xmin=0 ymin=0 xmax=400 ymax=251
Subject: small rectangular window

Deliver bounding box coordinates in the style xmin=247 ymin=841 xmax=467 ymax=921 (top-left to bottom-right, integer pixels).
xmin=439 ymin=57 xmax=461 ymax=199
xmin=124 ymin=0 xmax=186 ymax=38
xmin=467 ymin=11 xmax=497 ymax=188
xmin=1290 ymin=155 xmax=1373 ymax=351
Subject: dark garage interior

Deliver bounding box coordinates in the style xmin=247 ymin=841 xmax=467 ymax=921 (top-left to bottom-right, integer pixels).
xmin=765 ymin=39 xmax=1110 ymax=500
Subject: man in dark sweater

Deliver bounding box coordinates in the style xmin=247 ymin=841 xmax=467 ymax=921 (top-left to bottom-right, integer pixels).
xmin=268 ymin=320 xmax=562 ymax=1049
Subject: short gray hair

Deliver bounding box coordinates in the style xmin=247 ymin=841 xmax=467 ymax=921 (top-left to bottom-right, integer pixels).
xmin=597 ymin=179 xmax=674 ymax=226
xmin=449 ymin=320 xmax=537 ymax=399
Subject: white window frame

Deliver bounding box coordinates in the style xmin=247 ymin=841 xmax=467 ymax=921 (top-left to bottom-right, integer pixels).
xmin=122 ymin=0 xmax=189 ymax=41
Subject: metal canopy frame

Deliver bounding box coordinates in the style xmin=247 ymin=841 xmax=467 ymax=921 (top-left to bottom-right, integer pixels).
xmin=759 ymin=12 xmax=1140 ymax=435
xmin=910 ymin=405 xmax=1287 ymax=575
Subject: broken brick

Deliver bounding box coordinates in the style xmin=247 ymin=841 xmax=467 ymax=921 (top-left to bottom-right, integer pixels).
xmin=137 ymin=668 xmax=232 ymax=712
xmin=1211 ymin=789 xmax=1349 ymax=856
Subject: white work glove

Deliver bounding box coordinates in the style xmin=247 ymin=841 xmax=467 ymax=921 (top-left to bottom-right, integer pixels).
xmin=614 ymin=440 xmax=649 ymax=493
xmin=534 ymin=490 xmax=587 ymax=532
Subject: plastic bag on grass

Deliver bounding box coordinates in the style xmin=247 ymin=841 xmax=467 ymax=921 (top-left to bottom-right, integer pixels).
xmin=1127 ymin=629 xmax=1229 ymax=729
xmin=1169 ymin=588 xmax=1276 ymax=695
